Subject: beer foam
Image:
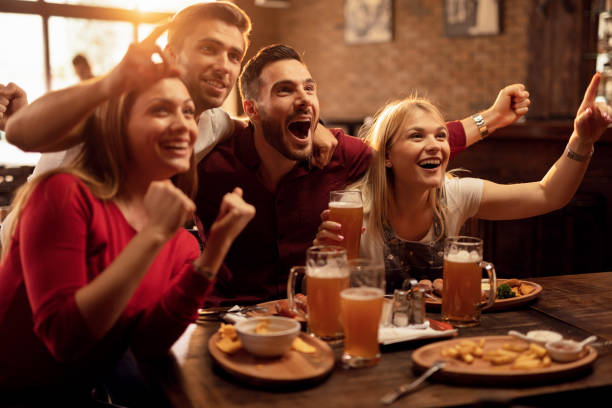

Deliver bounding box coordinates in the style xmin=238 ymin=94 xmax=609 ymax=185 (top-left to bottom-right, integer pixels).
xmin=329 ymin=201 xmax=363 ymax=209
xmin=341 ymin=287 xmax=384 ymax=300
xmin=307 ymin=265 xmax=349 ymax=278
xmin=446 ymin=249 xmax=481 ymax=263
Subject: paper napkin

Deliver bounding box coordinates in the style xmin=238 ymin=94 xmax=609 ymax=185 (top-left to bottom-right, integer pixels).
xmin=379 ymin=321 xmax=457 ymax=345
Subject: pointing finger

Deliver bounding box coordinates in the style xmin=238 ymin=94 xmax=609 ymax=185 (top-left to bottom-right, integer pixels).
xmin=579 ymin=72 xmax=601 ymax=112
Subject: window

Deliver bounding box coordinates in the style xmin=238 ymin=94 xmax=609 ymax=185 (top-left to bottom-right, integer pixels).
xmin=0 ymin=13 xmax=46 ymax=101
xmin=45 ymin=0 xmax=206 ymax=12
xmin=49 ymin=17 xmax=133 ymax=89
xmin=0 ymin=0 xmax=214 ymax=99
xmin=0 ymin=0 xmax=215 ymax=166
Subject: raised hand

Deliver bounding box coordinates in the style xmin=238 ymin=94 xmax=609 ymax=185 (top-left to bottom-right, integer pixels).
xmin=143 ymin=180 xmax=196 ymax=242
xmin=104 ymin=22 xmax=180 ymax=97
xmin=0 ymin=83 xmax=28 ymax=131
xmin=199 ymin=187 xmax=255 ymax=275
xmin=209 ymin=187 xmax=255 ymax=243
xmin=486 ymin=84 xmax=531 ymax=131
xmin=574 ymin=72 xmax=612 ymax=144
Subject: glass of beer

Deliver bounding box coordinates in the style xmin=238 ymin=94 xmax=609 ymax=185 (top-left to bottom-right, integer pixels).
xmin=329 ymin=190 xmax=363 ymax=259
xmin=340 ymin=258 xmax=385 ymax=368
xmin=441 ymin=236 xmax=496 ymax=327
xmin=287 ymin=246 xmax=349 ymax=341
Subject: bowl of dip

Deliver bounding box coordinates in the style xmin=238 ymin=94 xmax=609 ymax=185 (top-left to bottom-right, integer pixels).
xmin=235 ymin=316 xmax=300 ymax=357
xmin=545 ymin=336 xmax=597 ymax=363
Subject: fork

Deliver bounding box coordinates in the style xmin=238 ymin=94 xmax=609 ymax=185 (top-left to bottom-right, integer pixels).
xmin=380 ymin=360 xmax=446 ymax=405
xmin=197 ymin=305 xmax=266 ymax=318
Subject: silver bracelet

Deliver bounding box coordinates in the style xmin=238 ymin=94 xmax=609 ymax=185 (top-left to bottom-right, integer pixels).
xmin=472 ymin=114 xmax=489 ymax=139
xmin=566 ymin=145 xmax=594 ymax=162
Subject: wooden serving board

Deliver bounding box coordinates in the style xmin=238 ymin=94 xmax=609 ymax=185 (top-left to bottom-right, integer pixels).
xmin=412 ymin=335 xmax=597 ymax=385
xmin=208 ymin=332 xmax=334 ymax=386
xmin=425 ymin=280 xmax=543 ymax=312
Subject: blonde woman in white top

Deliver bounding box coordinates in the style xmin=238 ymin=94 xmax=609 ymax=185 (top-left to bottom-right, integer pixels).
xmin=315 ymin=73 xmax=611 ymax=290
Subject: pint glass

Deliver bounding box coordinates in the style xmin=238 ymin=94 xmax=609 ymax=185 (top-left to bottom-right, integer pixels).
xmin=329 ymin=190 xmax=363 ymax=259
xmin=287 ymin=246 xmax=349 ymax=341
xmin=341 ymin=258 xmax=385 ymax=368
xmin=441 ymin=236 xmax=496 ymax=327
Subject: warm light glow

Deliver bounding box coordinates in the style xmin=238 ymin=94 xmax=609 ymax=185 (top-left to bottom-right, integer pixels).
xmin=135 ymin=0 xmax=214 ymax=13
xmin=0 ymin=0 xmax=218 ymax=166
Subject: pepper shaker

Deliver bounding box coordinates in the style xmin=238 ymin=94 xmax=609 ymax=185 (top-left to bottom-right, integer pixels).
xmin=409 ymin=286 xmax=426 ymax=325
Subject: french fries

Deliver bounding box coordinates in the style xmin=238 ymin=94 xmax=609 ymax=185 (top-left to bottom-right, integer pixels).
xmin=440 ymin=340 xmax=484 ymax=364
xmin=255 ymin=319 xmax=270 ymax=334
xmin=440 ymin=338 xmax=553 ymax=370
xmin=216 ymin=323 xmax=242 ymax=354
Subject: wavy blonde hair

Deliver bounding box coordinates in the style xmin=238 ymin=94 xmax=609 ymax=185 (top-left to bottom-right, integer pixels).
xmin=350 ymin=96 xmax=449 ymax=250
xmin=2 ymin=82 xmax=197 ymax=259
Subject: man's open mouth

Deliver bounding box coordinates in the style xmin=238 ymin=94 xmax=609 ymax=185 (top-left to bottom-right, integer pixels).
xmin=418 ymin=158 xmax=441 ymax=169
xmin=288 ymin=120 xmax=311 ymax=139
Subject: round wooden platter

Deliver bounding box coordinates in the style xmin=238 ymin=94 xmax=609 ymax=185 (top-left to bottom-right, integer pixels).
xmin=412 ymin=335 xmax=597 ymax=385
xmin=425 ymin=280 xmax=543 ymax=312
xmin=208 ymin=332 xmax=334 ymax=386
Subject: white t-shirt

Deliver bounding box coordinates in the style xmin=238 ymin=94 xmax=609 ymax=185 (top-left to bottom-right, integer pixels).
xmin=1 ymin=108 xmax=234 ymax=247
xmin=443 ymin=176 xmax=484 ymax=236
xmin=360 ymin=176 xmax=484 ymax=262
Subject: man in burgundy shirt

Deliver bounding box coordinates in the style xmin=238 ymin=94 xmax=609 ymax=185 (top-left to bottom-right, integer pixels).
xmin=197 ymin=44 xmax=530 ymax=306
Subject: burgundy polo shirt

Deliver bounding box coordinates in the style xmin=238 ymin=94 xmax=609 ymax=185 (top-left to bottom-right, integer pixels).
xmin=196 ymin=122 xmax=466 ymax=306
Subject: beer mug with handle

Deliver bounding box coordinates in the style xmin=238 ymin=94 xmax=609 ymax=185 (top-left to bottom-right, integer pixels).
xmin=287 ymin=245 xmax=349 ymax=341
xmin=441 ymin=236 xmax=496 ymax=327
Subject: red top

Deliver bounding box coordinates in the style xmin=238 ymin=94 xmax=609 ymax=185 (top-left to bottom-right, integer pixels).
xmin=195 ymin=123 xmax=466 ymax=307
xmin=0 ymin=173 xmax=212 ymax=391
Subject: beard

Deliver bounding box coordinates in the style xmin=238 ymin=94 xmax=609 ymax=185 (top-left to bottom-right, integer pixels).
xmin=260 ymin=112 xmax=312 ymax=162
xmin=182 ymin=73 xmax=227 ymax=112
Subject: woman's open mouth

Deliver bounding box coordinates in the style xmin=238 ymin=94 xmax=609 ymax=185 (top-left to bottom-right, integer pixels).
xmin=160 ymin=140 xmax=192 ymax=157
xmin=418 ymin=158 xmax=441 ymax=170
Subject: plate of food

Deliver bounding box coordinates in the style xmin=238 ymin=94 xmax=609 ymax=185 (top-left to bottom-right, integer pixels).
xmin=418 ymin=278 xmax=542 ymax=312
xmin=248 ymin=295 xmax=307 ymax=323
xmin=411 ymin=335 xmax=597 ymax=385
xmin=208 ymin=322 xmax=334 ymax=386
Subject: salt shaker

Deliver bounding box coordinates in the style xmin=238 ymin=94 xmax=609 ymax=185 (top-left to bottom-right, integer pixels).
xmin=391 ymin=289 xmax=410 ymax=327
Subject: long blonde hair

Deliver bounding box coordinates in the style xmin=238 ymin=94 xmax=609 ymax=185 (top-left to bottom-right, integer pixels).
xmin=351 ymin=96 xmax=449 ymax=250
xmin=2 ymin=83 xmax=198 ymax=259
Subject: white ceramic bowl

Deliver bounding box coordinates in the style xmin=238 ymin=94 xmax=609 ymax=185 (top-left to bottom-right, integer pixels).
xmin=545 ymin=339 xmax=583 ymax=362
xmin=235 ymin=316 xmax=300 ymax=358
xmin=525 ymin=330 xmax=563 ymax=345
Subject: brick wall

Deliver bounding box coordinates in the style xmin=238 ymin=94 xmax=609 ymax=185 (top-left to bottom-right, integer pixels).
xmin=235 ymin=0 xmax=532 ymax=123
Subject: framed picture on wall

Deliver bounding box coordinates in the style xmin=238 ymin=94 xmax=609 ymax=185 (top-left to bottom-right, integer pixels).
xmin=444 ymin=0 xmax=501 ymax=37
xmin=344 ymin=0 xmax=393 ymax=44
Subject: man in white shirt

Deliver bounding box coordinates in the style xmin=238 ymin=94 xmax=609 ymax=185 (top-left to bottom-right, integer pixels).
xmin=3 ymin=2 xmax=338 ymax=247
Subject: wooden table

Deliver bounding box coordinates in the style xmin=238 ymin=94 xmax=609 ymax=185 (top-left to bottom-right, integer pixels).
xmin=150 ymin=272 xmax=612 ymax=408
